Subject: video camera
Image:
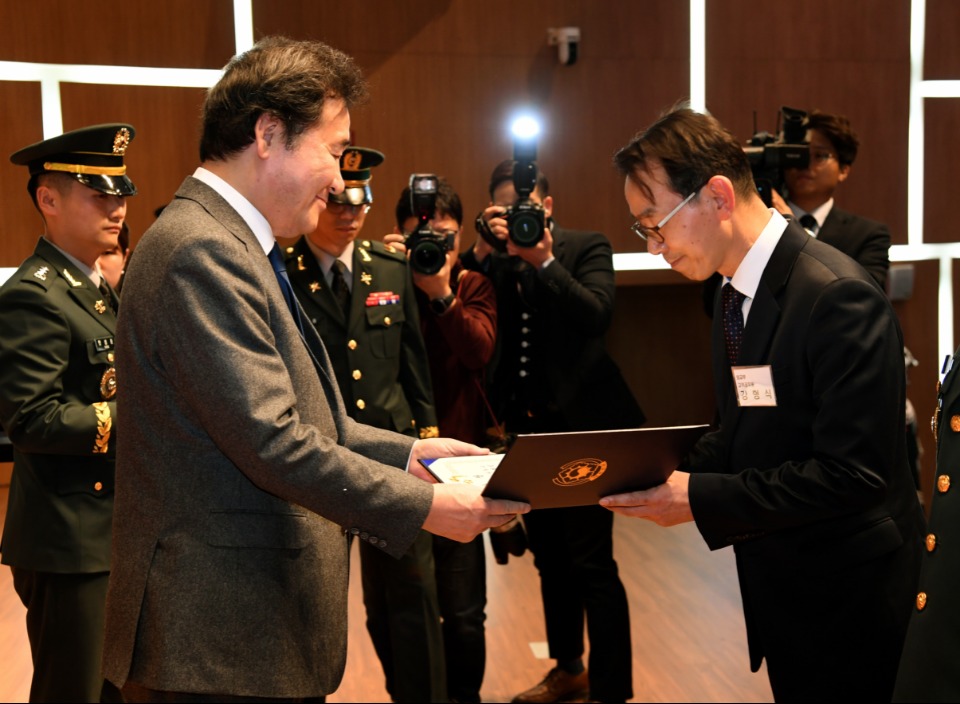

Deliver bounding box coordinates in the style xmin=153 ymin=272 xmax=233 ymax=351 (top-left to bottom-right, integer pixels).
xmin=405 ymin=173 xmax=455 ymax=275
xmin=743 ymin=106 xmax=810 ymax=206
xmin=476 ymin=116 xmax=546 ymax=252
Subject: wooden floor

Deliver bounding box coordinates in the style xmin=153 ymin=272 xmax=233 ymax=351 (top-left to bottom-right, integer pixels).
xmin=0 ymin=484 xmax=772 ymax=703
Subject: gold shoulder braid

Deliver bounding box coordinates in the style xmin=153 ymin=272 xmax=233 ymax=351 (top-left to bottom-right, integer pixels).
xmin=92 ymin=402 xmax=112 ymax=454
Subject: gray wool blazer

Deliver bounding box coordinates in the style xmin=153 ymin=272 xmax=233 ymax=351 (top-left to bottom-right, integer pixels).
xmin=103 ymin=176 xmax=434 ymax=698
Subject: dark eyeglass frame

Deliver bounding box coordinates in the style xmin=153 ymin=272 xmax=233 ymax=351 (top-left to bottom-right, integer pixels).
xmin=630 ymin=182 xmax=707 ymax=244
xmin=327 ymin=202 xmax=371 ymax=215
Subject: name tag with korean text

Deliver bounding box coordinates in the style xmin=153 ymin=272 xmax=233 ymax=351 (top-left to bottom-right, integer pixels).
xmin=731 ymin=365 xmax=777 ymax=407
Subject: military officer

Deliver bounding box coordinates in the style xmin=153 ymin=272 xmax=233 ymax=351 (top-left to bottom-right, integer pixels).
xmin=0 ymin=123 xmax=136 ymax=703
xmin=894 ymin=351 xmax=960 ymax=701
xmin=285 ymin=146 xmax=445 ymax=703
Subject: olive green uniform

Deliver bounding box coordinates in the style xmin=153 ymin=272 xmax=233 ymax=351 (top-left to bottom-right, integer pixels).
xmin=0 ymin=237 xmax=119 ymax=702
xmin=286 ymin=236 xmax=445 ymax=703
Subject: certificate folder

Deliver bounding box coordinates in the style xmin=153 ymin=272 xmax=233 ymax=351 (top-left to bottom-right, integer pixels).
xmin=420 ymin=424 xmax=708 ymax=509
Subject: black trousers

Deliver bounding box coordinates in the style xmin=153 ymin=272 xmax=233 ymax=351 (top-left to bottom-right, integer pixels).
xmin=11 ymin=567 xmax=121 ymax=703
xmin=523 ymin=505 xmax=633 ymax=702
xmin=433 ymin=534 xmax=487 ymax=703
xmin=359 ymin=529 xmax=446 ymax=703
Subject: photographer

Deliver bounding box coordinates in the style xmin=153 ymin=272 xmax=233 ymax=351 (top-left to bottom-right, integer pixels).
xmin=464 ymin=160 xmax=645 ymax=704
xmin=385 ymin=176 xmax=498 ymax=704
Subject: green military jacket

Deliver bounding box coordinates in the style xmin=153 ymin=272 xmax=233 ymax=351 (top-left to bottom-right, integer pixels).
xmin=285 ymin=237 xmax=437 ymax=438
xmin=0 ymin=237 xmax=118 ymax=573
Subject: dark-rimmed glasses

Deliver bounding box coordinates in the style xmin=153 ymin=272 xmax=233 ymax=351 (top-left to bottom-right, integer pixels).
xmin=630 ymin=183 xmax=705 ymax=244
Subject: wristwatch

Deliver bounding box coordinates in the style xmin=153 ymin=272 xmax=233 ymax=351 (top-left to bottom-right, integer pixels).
xmin=429 ymin=292 xmax=456 ymax=315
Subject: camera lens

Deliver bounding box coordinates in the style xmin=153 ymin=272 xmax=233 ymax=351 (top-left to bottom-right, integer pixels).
xmin=509 ymin=210 xmax=544 ymax=247
xmin=410 ymin=239 xmax=446 ymax=275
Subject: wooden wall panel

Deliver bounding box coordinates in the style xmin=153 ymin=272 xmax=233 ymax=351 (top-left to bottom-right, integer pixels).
xmin=0 ymin=81 xmax=43 ymax=266
xmin=253 ymin=0 xmax=690 ymax=252
xmin=925 ymin=0 xmax=960 ymax=79
xmin=705 ymin=0 xmax=911 ymax=245
xmin=56 ymin=83 xmax=208 ymax=247
xmin=0 ymin=0 xmax=235 ymax=68
xmin=923 ymin=99 xmax=960 ymax=243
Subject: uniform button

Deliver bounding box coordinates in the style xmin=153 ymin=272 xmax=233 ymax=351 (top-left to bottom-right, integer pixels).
xmin=94 ymin=481 xmax=103 ymax=491
xmin=285 ymin=246 xmax=295 ymax=255
xmin=917 ymin=591 xmax=928 ymax=611
xmin=356 ymin=399 xmax=366 ymax=410
xmin=348 ymin=339 xmax=358 ymax=350
xmin=352 ymin=369 xmax=362 ymax=381
xmin=520 ymin=356 xmax=529 ymax=363
xmin=378 ymin=539 xmax=387 ymax=548
xmin=368 ymin=535 xmax=379 ymax=544
xmin=522 ymin=313 xmax=530 ymax=320
xmin=312 ymin=318 xmax=318 ymax=325
xmin=384 ymin=316 xmax=392 ymax=326
xmin=521 ymin=327 xmax=530 ymax=334
xmin=107 ymin=352 xmax=115 ymax=363
xmin=360 ymin=532 xmax=369 ymax=541
xmin=519 ymin=370 xmax=528 ymax=377
xmin=938 ymin=475 xmax=951 ymax=493
xmin=362 ymin=240 xmax=371 ymax=248
xmin=926 ymin=533 xmax=938 ymax=552
xmin=952 ymin=415 xmax=960 ymax=432
xmin=350 ymin=528 xmax=360 ymax=535
xmin=521 ymin=341 xmax=529 ymax=348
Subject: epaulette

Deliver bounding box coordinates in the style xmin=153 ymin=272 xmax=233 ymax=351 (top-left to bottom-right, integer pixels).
xmin=360 ymin=239 xmax=405 ymax=262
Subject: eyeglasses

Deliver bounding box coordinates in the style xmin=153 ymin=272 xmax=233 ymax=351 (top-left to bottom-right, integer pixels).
xmin=630 ymin=183 xmax=705 ymax=244
xmin=327 ymin=202 xmax=371 ymax=215
xmin=810 ymin=149 xmax=836 ymax=164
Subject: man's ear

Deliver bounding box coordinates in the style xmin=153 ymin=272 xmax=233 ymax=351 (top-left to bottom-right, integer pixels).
xmin=541 ymin=195 xmax=554 ymax=219
xmin=254 ymin=113 xmax=282 ymax=158
xmin=35 ymin=184 xmax=60 ymax=218
xmin=704 ymin=175 xmax=736 ymax=221
xmin=838 ymin=164 xmax=851 ymax=183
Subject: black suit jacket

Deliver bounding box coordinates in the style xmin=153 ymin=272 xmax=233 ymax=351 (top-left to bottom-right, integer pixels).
xmin=817 ymin=206 xmax=890 ymax=289
xmin=462 ymin=224 xmax=644 ymax=433
xmin=685 ymin=223 xmax=923 ymax=694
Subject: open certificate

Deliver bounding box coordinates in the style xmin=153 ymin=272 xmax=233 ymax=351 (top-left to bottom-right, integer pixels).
xmin=419 ymin=454 xmax=505 ymax=486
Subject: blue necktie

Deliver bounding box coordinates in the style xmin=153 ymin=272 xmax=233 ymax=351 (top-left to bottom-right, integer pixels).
xmin=267 ymin=244 xmax=304 ymax=334
xmin=722 ymin=283 xmax=746 ymax=364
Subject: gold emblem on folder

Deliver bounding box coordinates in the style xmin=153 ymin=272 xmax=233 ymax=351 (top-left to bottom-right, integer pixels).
xmin=552 ymin=458 xmax=607 ymax=487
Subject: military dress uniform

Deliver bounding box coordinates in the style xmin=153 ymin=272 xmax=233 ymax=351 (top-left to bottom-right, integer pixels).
xmin=0 ymin=124 xmax=135 ymax=703
xmin=894 ymin=350 xmax=960 ymax=701
xmin=284 ymin=146 xmax=444 ymax=703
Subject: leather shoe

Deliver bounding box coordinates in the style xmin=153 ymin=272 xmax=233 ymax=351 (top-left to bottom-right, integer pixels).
xmin=511 ymin=667 xmax=589 ymax=703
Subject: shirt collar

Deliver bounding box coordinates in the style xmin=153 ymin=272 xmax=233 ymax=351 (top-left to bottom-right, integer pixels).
xmin=727 ymin=209 xmax=789 ymax=300
xmin=43 ymin=237 xmax=99 ymax=285
xmin=305 ymin=237 xmax=354 ymax=278
xmin=788 ymin=197 xmax=834 ymax=234
xmin=193 ymin=167 xmax=275 ymax=256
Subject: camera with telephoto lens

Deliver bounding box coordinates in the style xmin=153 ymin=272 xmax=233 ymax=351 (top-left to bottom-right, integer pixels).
xmin=405 ymin=173 xmax=455 ymax=275
xmin=475 ymin=129 xmax=546 ymax=252
xmin=743 ymin=106 xmax=810 ymax=207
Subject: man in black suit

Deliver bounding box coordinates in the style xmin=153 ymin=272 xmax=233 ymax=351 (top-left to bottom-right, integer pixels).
xmin=780 ymin=109 xmax=890 ymax=289
xmin=603 ymin=106 xmax=923 ymax=702
xmin=463 ymin=160 xmax=645 ymax=704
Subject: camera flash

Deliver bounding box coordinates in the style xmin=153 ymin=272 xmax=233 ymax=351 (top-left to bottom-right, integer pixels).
xmin=510 ymin=115 xmax=541 ymax=141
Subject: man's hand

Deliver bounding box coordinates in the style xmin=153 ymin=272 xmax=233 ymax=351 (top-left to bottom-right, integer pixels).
xmin=424 ymin=483 xmax=530 ymax=542
xmin=472 ymin=205 xmax=508 ymax=263
xmin=769 ymin=189 xmax=792 ymax=217
xmin=385 ymin=233 xmax=453 ymax=300
xmin=506 ymin=221 xmax=554 ymax=269
xmin=408 ymin=437 xmax=489 ymax=483
xmin=599 ymin=471 xmax=694 ymax=526
xmin=383 ymin=232 xmax=407 ymax=254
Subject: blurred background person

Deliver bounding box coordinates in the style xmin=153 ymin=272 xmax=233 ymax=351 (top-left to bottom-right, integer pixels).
xmin=284 ymin=146 xmax=444 ymax=703
xmin=387 ymin=175 xmax=500 ymax=704
xmin=98 ymin=221 xmax=130 ymax=293
xmin=463 ymin=160 xmax=644 ymax=704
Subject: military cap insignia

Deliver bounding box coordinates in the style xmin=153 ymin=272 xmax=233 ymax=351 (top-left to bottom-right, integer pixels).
xmin=343 ymin=150 xmax=363 ymax=171
xmin=33 ymin=266 xmax=49 ymax=281
xmin=100 ymin=367 xmax=117 ymax=400
xmin=360 ymin=272 xmax=373 ymax=286
xmin=95 ymin=300 xmax=107 ymax=314
xmin=62 ymin=268 xmax=82 ymax=287
xmin=113 ymin=127 xmax=131 ymax=155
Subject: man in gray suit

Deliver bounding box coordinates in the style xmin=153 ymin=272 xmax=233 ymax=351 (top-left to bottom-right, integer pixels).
xmin=102 ymin=36 xmax=528 ymax=703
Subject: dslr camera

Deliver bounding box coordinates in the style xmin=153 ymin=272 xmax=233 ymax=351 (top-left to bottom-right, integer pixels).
xmin=405 ymin=173 xmax=455 ymax=275
xmin=476 ymin=126 xmax=546 ymax=252
xmin=743 ymin=106 xmax=810 ymax=206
